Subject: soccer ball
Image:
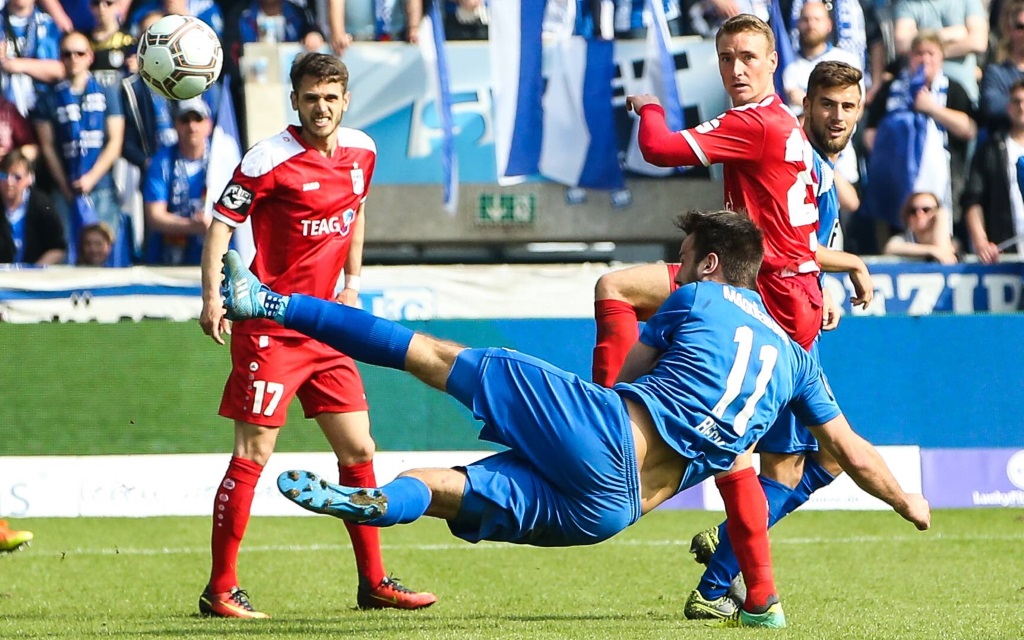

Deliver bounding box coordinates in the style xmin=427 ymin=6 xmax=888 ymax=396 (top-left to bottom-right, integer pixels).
xmin=137 ymin=14 xmax=223 ymax=100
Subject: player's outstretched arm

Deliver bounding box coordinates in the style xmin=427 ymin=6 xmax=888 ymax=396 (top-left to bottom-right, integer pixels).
xmin=816 ymin=246 xmax=873 ymax=309
xmin=809 ymin=416 xmax=931 ymax=530
xmin=200 ymin=220 xmax=235 ymax=344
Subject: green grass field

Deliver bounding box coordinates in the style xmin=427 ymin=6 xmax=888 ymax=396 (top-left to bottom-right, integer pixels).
xmin=2 ymin=509 xmax=1022 ymax=640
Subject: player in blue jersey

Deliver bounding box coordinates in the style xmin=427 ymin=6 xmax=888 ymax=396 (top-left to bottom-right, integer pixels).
xmin=684 ymin=61 xmax=879 ymax=620
xmin=217 ymin=209 xmax=930 ymax=629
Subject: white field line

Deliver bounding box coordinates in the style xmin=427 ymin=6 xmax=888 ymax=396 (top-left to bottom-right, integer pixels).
xmin=26 ymin=532 xmax=1024 ymax=558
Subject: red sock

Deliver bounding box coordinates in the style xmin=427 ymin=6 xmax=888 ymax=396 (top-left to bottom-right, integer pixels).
xmin=340 ymin=461 xmax=386 ymax=586
xmin=209 ymin=456 xmax=263 ymax=593
xmin=716 ymin=467 xmax=777 ymax=612
xmin=593 ymin=299 xmax=639 ymax=387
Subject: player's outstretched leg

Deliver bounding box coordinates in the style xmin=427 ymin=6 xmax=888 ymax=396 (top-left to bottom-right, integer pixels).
xmin=278 ymin=470 xmax=388 ymax=522
xmin=220 ymin=251 xmax=286 ymax=322
xmin=0 ymin=520 xmax=33 ymax=553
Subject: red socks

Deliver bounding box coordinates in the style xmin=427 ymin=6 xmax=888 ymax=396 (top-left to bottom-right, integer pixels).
xmin=209 ymin=456 xmax=263 ymax=593
xmin=716 ymin=467 xmax=777 ymax=612
xmin=592 ymin=299 xmax=639 ymax=387
xmin=340 ymin=461 xmax=386 ymax=586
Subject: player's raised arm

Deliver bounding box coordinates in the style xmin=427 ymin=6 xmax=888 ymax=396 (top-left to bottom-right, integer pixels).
xmin=199 ymin=219 xmax=235 ymax=344
xmin=808 ymin=415 xmax=931 ymax=530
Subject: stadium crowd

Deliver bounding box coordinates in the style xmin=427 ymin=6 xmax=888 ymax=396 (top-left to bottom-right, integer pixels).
xmin=0 ymin=0 xmax=1021 ymax=268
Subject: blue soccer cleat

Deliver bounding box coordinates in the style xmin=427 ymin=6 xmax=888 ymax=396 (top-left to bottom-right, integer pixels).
xmin=277 ymin=470 xmax=388 ymax=522
xmin=220 ymin=250 xmax=285 ymax=321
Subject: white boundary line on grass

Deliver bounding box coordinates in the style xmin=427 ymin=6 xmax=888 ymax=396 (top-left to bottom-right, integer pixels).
xmin=24 ymin=533 xmax=1024 ymax=558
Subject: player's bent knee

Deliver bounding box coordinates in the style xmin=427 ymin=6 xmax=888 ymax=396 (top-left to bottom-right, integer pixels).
xmin=595 ymin=271 xmax=627 ymax=302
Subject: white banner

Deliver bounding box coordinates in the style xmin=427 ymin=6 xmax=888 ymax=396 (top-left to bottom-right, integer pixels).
xmin=0 ymin=451 xmax=489 ymax=518
xmin=0 ymin=264 xmax=610 ymax=323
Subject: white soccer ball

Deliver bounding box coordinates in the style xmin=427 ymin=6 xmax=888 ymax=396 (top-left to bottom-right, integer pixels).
xmin=138 ymin=14 xmax=223 ymax=100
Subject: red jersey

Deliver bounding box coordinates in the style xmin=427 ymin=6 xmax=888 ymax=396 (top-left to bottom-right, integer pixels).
xmin=638 ymin=97 xmax=819 ymax=275
xmin=213 ymin=124 xmax=376 ymax=336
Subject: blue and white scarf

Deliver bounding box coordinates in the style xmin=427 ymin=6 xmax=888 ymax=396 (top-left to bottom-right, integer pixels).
xmin=54 ymin=75 xmax=108 ymax=184
xmin=864 ymin=67 xmax=949 ymax=228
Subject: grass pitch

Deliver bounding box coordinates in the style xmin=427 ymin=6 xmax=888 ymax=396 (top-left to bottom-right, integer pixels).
xmin=2 ymin=509 xmax=1021 ymax=639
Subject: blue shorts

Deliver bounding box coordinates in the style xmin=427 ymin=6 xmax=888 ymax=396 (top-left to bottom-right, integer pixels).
xmin=445 ymin=347 xmax=643 ymax=547
xmin=756 ymin=340 xmax=820 ymax=455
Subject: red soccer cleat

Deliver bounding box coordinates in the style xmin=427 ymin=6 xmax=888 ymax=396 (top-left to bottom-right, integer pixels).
xmin=198 ymin=586 xmax=270 ymax=619
xmin=0 ymin=520 xmax=33 ymax=553
xmin=357 ymin=576 xmax=437 ymax=610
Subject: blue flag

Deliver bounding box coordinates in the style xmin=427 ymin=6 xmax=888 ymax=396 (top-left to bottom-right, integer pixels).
xmin=419 ymin=2 xmax=458 ymax=214
xmin=624 ymin=0 xmax=683 ymax=176
xmin=490 ymin=0 xmax=545 ymax=184
xmin=863 ymin=66 xmax=929 ymax=229
xmin=491 ymin=1 xmax=623 ymax=190
xmin=768 ymin=0 xmax=794 ymax=97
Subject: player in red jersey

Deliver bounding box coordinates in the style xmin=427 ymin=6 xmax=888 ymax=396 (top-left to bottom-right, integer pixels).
xmin=594 ymin=14 xmax=817 ymax=622
xmin=197 ymin=53 xmax=436 ymax=619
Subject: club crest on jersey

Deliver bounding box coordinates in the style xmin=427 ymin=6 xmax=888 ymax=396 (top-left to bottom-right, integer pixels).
xmin=351 ymin=167 xmax=364 ymax=195
xmin=220 ymin=184 xmax=253 ymax=213
xmin=301 ymin=208 xmax=357 ymax=237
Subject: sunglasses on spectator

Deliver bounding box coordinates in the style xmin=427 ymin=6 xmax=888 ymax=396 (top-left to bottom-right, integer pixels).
xmin=908 ymin=205 xmax=935 ymax=215
xmin=1014 ymin=22 xmax=1024 ymax=31
xmin=91 ymin=0 xmax=117 ymax=6
xmin=0 ymin=171 xmax=28 ymax=181
xmin=60 ymin=49 xmax=89 ymax=59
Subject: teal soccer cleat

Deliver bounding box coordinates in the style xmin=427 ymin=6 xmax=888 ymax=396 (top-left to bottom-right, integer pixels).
xmin=220 ymin=250 xmax=284 ymax=321
xmin=716 ymin=602 xmax=787 ymax=629
xmin=277 ymin=470 xmax=388 ymax=522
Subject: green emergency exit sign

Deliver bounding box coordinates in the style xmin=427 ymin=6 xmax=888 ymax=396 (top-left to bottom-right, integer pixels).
xmin=478 ymin=194 xmax=536 ymax=225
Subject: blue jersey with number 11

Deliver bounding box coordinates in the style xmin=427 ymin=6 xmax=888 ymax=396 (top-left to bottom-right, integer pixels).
xmin=615 ymin=281 xmax=841 ymax=490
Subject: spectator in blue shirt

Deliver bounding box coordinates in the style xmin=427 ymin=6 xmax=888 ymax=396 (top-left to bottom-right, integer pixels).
xmin=239 ymin=0 xmax=312 ymax=44
xmin=0 ymin=0 xmax=64 ymax=117
xmin=33 ymin=30 xmax=124 ymax=249
xmin=142 ymin=96 xmax=210 ymax=265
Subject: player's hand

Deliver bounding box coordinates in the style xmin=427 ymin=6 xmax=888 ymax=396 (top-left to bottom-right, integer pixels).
xmin=848 ymin=267 xmax=874 ymax=309
xmin=821 ymin=287 xmax=840 ymax=331
xmin=626 ymin=94 xmax=661 ymax=114
xmin=897 ymin=493 xmax=931 ymax=531
xmin=200 ymin=298 xmax=232 ymax=345
xmin=334 ymin=288 xmax=359 ymax=306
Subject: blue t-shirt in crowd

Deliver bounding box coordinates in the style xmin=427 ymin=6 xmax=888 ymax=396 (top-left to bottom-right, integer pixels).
xmin=142 ymin=144 xmax=207 ymax=265
xmin=33 ymin=79 xmax=123 ymax=192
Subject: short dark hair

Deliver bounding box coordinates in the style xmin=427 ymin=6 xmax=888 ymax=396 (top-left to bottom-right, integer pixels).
xmin=807 ymin=60 xmax=863 ymax=100
xmin=1011 ymin=78 xmax=1024 ymax=96
xmin=675 ymin=210 xmax=763 ymax=289
xmin=289 ymin=52 xmax=349 ymax=93
xmin=716 ymin=14 xmax=775 ymax=53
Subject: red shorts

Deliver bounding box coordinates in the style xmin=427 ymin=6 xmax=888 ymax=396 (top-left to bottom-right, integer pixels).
xmin=665 ymin=264 xmax=821 ymax=351
xmin=756 ymin=272 xmax=822 ymax=351
xmin=219 ymin=331 xmax=368 ymax=427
